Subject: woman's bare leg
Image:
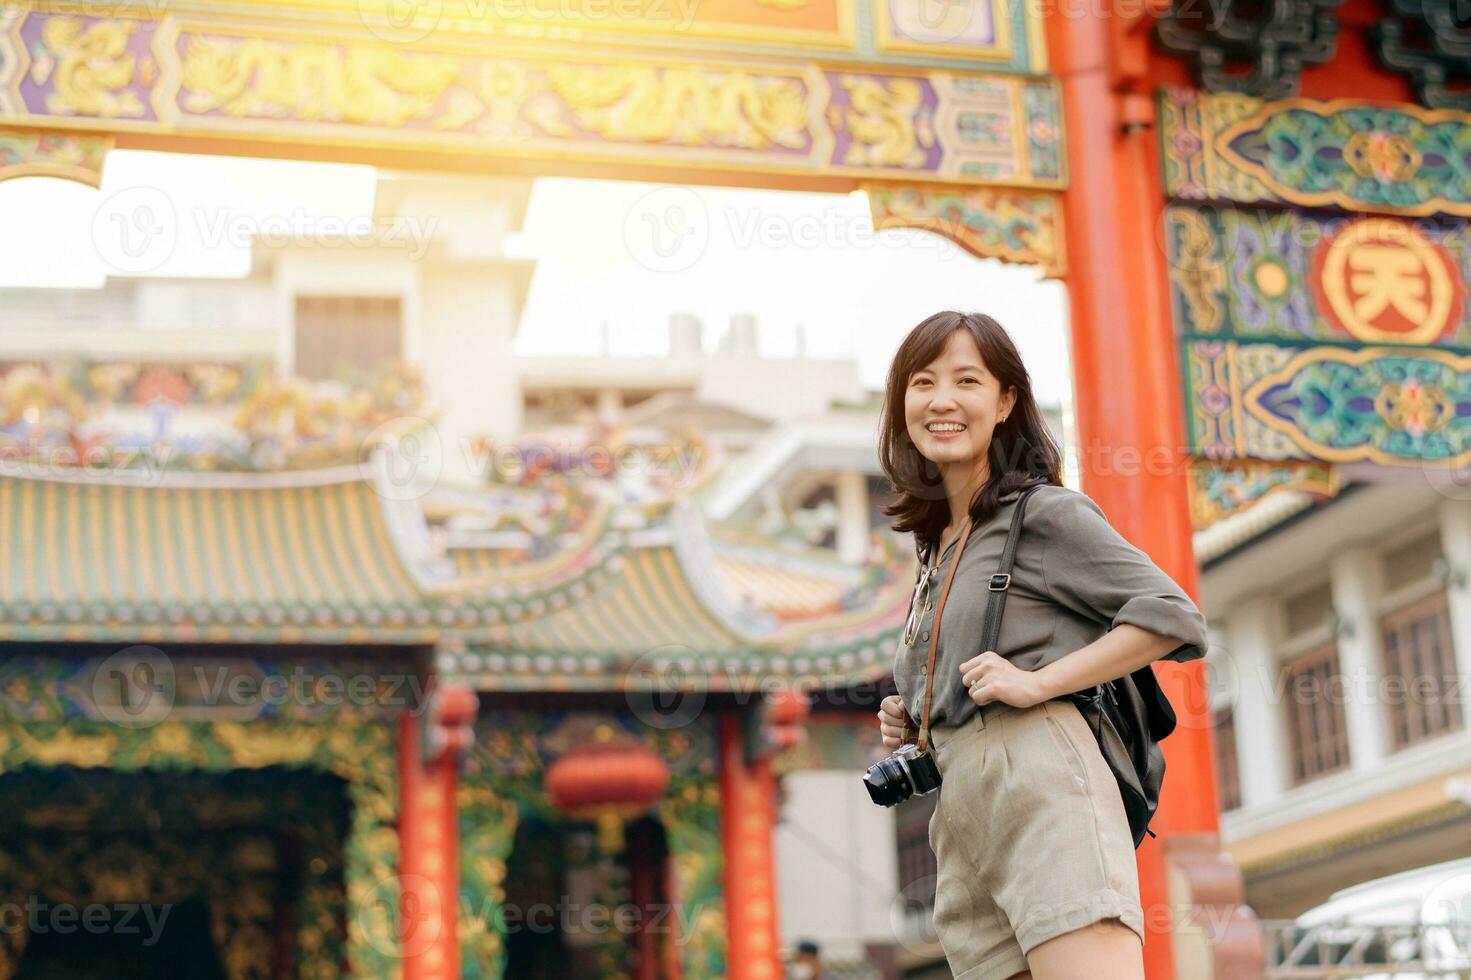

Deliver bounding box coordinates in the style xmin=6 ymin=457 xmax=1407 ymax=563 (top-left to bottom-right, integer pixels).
xmin=1024 ymin=918 xmax=1144 ymax=980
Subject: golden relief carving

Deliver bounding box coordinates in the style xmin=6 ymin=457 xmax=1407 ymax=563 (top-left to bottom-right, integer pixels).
xmin=181 ymin=37 xmax=461 ymax=126
xmin=0 ymin=833 xmax=280 ymax=979
xmin=40 ymin=17 xmax=145 ymax=118
xmin=8 ymin=6 xmax=1061 ymax=187
xmin=448 ymin=64 xmax=530 ymax=132
xmin=1171 ymin=207 xmax=1228 ymax=331
xmin=16 ymin=728 xmax=118 ymax=767
xmin=840 ymin=75 xmax=927 ymax=168
xmin=0 ymin=719 xmax=398 ymax=978
xmin=544 ymin=64 xmax=808 ymax=148
xmin=213 ymin=720 xmax=330 ymax=766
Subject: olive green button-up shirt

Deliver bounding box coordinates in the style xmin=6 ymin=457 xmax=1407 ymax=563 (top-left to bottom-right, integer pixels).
xmin=893 ymin=484 xmax=1208 ymax=734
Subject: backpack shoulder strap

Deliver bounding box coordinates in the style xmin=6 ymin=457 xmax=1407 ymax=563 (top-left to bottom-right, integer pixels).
xmin=978 ymin=484 xmax=1044 ymax=655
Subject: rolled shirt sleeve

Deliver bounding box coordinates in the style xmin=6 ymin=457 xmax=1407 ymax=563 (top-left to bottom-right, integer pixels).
xmin=1032 ymin=487 xmax=1208 ymax=664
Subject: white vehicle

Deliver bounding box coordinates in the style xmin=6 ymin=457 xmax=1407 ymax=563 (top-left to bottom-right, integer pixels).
xmin=1271 ymin=858 xmax=1471 ymax=978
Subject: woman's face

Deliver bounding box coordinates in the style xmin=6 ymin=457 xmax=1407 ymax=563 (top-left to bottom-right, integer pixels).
xmin=903 ymin=329 xmax=1016 ymax=471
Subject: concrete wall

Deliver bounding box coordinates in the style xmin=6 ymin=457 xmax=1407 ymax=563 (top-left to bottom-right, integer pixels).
xmin=774 ymin=769 xmax=902 ymax=961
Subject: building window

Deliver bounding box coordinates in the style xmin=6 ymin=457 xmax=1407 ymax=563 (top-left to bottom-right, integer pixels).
xmin=894 ymin=793 xmax=937 ymax=914
xmin=1282 ymin=643 xmax=1351 ymax=785
xmin=1213 ymin=705 xmax=1242 ymax=812
xmin=294 ymin=295 xmax=402 ymax=380
xmin=1381 ymin=590 xmax=1463 ymax=750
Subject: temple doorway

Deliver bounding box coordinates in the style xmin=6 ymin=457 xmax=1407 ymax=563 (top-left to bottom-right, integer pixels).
xmin=503 ymin=814 xmax=671 ymax=980
xmin=0 ymin=768 xmax=351 ymax=980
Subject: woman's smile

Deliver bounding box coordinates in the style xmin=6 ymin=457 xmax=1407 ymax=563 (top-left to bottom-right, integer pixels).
xmin=924 ymin=419 xmax=968 ymax=441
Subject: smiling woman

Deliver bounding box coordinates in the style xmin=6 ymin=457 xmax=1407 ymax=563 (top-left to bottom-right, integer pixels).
xmin=873 ymin=310 xmax=1207 ymax=980
xmin=878 ymin=310 xmax=1062 ymax=555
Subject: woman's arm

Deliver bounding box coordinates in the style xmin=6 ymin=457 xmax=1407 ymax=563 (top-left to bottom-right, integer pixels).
xmin=960 ymin=625 xmax=1177 ymax=708
xmin=1035 ymin=624 xmax=1177 ymax=698
xmin=959 ymin=486 xmax=1209 ymax=709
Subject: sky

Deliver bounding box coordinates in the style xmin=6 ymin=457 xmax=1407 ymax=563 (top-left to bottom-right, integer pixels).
xmin=0 ymin=151 xmax=1073 ymax=401
xmin=510 ymin=177 xmax=1074 ymax=402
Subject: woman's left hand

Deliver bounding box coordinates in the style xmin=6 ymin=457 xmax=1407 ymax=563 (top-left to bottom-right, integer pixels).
xmin=959 ymin=651 xmax=1049 ymax=709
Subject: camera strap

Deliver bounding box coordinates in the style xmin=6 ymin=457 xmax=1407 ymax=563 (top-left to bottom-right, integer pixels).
xmin=915 ymin=517 xmax=971 ymax=754
xmin=915 ymin=484 xmax=1043 ymax=753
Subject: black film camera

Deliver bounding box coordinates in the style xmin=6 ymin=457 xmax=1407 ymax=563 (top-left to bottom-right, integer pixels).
xmin=862 ymin=742 xmax=941 ymax=807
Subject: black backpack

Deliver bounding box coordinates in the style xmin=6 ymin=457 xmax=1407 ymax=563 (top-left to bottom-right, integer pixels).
xmin=983 ymin=486 xmax=1177 ymax=848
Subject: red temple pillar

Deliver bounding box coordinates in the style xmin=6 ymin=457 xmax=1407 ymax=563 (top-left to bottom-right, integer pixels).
xmin=1047 ymin=6 xmax=1227 ymax=978
xmin=397 ymin=710 xmax=461 ymax=980
xmin=719 ymin=712 xmax=783 ymax=979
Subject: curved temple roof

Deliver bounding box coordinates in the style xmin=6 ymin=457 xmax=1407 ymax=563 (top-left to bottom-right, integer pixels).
xmin=0 ymin=462 xmax=910 ymax=690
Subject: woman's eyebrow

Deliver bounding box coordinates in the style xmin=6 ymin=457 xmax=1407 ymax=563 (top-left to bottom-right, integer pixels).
xmin=915 ymin=364 xmax=986 ymax=374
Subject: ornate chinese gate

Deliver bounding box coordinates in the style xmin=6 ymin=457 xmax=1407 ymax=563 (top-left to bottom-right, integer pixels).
xmin=0 ymin=0 xmax=1250 ymax=975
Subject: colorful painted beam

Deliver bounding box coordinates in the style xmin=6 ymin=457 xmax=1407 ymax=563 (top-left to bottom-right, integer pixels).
xmin=1164 ymin=206 xmax=1471 ymax=349
xmin=1160 ymin=88 xmax=1471 ymax=219
xmin=865 ymin=181 xmax=1065 ymax=275
xmin=0 ymin=7 xmax=1064 ymax=188
xmin=1186 ymin=460 xmax=1339 ymax=532
xmin=1183 ymin=339 xmax=1471 ymax=467
xmin=0 ymin=124 xmax=108 ymax=184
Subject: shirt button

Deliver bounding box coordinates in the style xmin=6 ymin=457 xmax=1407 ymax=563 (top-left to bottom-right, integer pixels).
xmin=920 ymin=630 xmax=930 ymax=641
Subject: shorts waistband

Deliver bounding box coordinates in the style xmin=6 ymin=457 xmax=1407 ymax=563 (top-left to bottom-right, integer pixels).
xmin=926 ymin=699 xmax=1051 ymax=752
xmin=925 ymin=703 xmax=988 ymax=751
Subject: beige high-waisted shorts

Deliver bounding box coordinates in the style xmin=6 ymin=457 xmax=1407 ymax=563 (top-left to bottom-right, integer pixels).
xmin=924 ymin=698 xmax=1145 ymax=979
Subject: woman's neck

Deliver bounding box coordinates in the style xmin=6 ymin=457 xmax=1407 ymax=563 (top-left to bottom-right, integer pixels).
xmin=942 ymin=459 xmax=989 ymax=532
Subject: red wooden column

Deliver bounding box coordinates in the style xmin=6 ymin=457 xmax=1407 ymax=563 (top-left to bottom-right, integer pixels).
xmin=1046 ymin=6 xmax=1225 ymax=979
xmin=719 ymin=712 xmax=783 ymax=980
xmin=397 ymin=710 xmax=460 ymax=980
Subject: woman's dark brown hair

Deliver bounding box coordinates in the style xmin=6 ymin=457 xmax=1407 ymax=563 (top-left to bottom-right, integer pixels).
xmin=879 ymin=311 xmax=1063 ymax=556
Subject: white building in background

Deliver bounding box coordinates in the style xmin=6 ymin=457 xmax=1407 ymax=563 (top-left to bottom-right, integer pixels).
xmin=1197 ymin=475 xmax=1471 ymax=932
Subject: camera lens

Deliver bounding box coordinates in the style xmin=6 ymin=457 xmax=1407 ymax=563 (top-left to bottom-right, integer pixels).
xmin=862 ymin=756 xmax=914 ymax=807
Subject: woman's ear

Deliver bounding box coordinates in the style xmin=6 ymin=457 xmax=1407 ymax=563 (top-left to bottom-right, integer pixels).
xmin=1001 ymin=387 xmax=1018 ymax=422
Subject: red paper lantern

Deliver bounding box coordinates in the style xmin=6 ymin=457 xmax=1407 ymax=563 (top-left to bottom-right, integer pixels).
xmin=765 ymin=689 xmax=810 ymax=725
xmin=546 ymin=741 xmax=670 ymax=852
